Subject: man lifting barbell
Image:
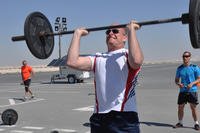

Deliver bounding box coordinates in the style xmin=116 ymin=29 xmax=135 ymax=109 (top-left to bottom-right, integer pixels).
xmin=66 ymin=21 xmax=143 ymax=133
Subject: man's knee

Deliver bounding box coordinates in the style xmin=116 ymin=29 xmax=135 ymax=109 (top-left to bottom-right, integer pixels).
xmin=190 ymin=103 xmax=197 ymax=110
xmin=25 ymin=86 xmax=29 ymax=92
xmin=178 ymin=104 xmax=185 ymax=110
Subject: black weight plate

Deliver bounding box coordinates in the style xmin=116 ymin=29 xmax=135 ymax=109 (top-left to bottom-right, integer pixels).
xmin=1 ymin=109 xmax=18 ymax=125
xmin=24 ymin=12 xmax=54 ymax=59
xmin=189 ymin=0 xmax=200 ymax=48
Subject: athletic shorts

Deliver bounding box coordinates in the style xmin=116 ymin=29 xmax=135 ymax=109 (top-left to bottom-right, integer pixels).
xmin=177 ymin=92 xmax=199 ymax=105
xmin=23 ymin=79 xmax=31 ymax=87
xmin=89 ymin=110 xmax=140 ymax=133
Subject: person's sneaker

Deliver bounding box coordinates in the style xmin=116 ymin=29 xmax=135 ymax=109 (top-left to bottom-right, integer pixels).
xmin=194 ymin=124 xmax=200 ymax=130
xmin=31 ymin=95 xmax=34 ymax=99
xmin=23 ymin=96 xmax=28 ymax=101
xmin=173 ymin=123 xmax=183 ymax=128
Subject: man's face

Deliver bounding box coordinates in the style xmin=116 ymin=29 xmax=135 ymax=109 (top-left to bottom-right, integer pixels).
xmin=182 ymin=53 xmax=191 ymax=64
xmin=105 ymin=28 xmax=127 ymax=52
xmin=22 ymin=61 xmax=27 ymax=66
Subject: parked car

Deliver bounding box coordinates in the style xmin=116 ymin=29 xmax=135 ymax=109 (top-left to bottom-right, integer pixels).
xmin=51 ymin=66 xmax=90 ymax=84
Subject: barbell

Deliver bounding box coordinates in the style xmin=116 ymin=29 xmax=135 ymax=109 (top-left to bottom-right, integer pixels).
xmin=1 ymin=109 xmax=18 ymax=125
xmin=11 ymin=0 xmax=200 ymax=59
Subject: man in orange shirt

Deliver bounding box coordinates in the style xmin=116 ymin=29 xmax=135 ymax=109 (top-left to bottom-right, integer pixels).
xmin=21 ymin=60 xmax=34 ymax=100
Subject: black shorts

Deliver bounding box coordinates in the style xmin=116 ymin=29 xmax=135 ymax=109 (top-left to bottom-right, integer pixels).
xmin=177 ymin=92 xmax=199 ymax=105
xmin=23 ymin=79 xmax=31 ymax=87
xmin=89 ymin=110 xmax=140 ymax=133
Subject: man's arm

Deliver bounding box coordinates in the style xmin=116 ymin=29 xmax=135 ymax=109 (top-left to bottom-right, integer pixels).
xmin=66 ymin=28 xmax=93 ymax=71
xmin=21 ymin=70 xmax=23 ymax=81
xmin=175 ymin=77 xmax=180 ymax=86
xmin=127 ymin=21 xmax=144 ymax=70
xmin=188 ymin=66 xmax=200 ymax=88
xmin=175 ymin=77 xmax=184 ymax=88
xmin=187 ymin=76 xmax=200 ymax=88
xmin=31 ymin=68 xmax=34 ymax=78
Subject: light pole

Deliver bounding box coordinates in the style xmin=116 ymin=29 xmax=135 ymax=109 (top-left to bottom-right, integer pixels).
xmin=54 ymin=17 xmax=67 ymax=59
xmin=54 ymin=17 xmax=67 ymax=75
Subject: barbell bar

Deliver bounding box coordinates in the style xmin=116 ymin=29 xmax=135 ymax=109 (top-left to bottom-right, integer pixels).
xmin=12 ymin=15 xmax=184 ymax=41
xmin=11 ymin=0 xmax=200 ymax=59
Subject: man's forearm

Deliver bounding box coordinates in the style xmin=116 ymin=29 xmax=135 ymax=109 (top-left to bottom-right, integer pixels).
xmin=66 ymin=33 xmax=81 ymax=67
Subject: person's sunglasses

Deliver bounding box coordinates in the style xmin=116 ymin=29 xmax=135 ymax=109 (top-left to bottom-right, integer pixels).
xmin=182 ymin=55 xmax=191 ymax=58
xmin=105 ymin=29 xmax=119 ymax=35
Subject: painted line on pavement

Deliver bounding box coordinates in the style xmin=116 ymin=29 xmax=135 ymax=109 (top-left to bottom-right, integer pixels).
xmin=10 ymin=130 xmax=33 ymax=133
xmin=22 ymin=126 xmax=45 ymax=130
xmin=0 ymin=125 xmax=16 ymax=128
xmin=0 ymin=129 xmax=5 ymax=131
xmin=0 ymin=98 xmax=45 ymax=108
xmin=73 ymin=106 xmax=94 ymax=112
xmin=9 ymin=99 xmax=16 ymax=105
xmin=52 ymin=128 xmax=77 ymax=132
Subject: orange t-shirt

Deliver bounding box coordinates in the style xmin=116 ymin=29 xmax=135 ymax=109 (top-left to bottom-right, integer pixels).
xmin=21 ymin=65 xmax=32 ymax=81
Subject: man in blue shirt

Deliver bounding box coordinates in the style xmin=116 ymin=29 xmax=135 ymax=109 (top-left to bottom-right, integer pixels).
xmin=175 ymin=51 xmax=200 ymax=130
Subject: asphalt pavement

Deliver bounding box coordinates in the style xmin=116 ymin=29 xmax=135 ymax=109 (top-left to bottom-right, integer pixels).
xmin=0 ymin=62 xmax=200 ymax=133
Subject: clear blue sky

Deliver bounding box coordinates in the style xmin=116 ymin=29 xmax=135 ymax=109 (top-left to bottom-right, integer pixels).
xmin=0 ymin=0 xmax=199 ymax=67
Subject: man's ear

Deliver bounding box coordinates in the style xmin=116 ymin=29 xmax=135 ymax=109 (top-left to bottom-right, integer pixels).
xmin=123 ymin=35 xmax=128 ymax=44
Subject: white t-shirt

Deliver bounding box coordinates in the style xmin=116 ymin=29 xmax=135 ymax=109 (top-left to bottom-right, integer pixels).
xmin=90 ymin=48 xmax=141 ymax=113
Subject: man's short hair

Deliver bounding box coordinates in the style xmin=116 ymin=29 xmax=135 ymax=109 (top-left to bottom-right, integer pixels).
xmin=183 ymin=51 xmax=191 ymax=56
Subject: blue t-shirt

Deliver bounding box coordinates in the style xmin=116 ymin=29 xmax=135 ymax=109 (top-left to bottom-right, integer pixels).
xmin=176 ymin=64 xmax=200 ymax=92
